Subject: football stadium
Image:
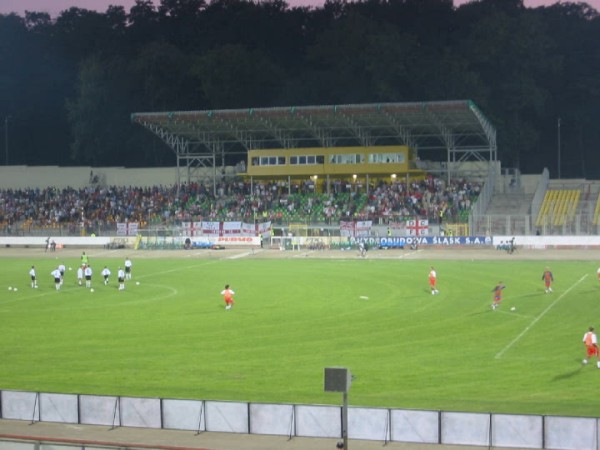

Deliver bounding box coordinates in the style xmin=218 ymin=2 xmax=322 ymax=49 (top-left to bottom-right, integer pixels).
xmin=2 ymin=101 xmax=600 ymax=450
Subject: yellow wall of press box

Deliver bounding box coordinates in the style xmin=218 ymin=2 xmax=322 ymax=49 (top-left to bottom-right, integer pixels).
xmin=246 ymin=145 xmax=411 ymax=177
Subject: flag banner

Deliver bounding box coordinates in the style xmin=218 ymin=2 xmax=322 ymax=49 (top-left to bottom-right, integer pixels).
xmin=201 ymin=221 xmax=221 ymax=235
xmin=222 ymin=221 xmax=242 ymax=234
xmin=181 ymin=221 xmax=272 ymax=237
xmin=406 ymin=219 xmax=429 ymax=236
xmin=340 ymin=221 xmax=372 ymax=237
xmin=181 ymin=222 xmax=202 ymax=236
xmin=116 ymin=223 xmax=127 ymax=236
xmin=116 ymin=222 xmax=139 ymax=236
xmin=340 ymin=221 xmax=355 ymax=237
xmin=388 ymin=221 xmax=406 ymax=231
xmin=355 ymin=220 xmax=372 ymax=237
xmin=127 ymin=222 xmax=139 ymax=236
xmin=257 ymin=221 xmax=272 ymax=236
xmin=241 ymin=222 xmax=256 ymax=236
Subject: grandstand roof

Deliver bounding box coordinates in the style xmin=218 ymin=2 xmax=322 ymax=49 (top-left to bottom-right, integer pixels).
xmin=132 ymin=100 xmax=497 ymax=163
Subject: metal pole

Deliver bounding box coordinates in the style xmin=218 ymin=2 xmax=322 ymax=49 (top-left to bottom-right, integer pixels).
xmin=557 ymin=118 xmax=561 ymax=179
xmin=342 ymin=391 xmax=348 ymax=450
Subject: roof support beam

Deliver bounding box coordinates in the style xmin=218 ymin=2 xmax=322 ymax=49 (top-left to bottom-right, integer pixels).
xmin=132 ymin=101 xmax=498 ymax=181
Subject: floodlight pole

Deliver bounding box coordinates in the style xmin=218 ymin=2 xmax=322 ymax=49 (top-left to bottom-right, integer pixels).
xmin=557 ymin=117 xmax=561 ymax=179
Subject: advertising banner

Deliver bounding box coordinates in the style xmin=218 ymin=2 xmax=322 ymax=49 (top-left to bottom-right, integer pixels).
xmin=353 ymin=236 xmax=493 ymax=248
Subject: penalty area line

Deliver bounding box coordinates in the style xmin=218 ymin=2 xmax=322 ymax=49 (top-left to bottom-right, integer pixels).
xmin=495 ymin=274 xmax=588 ymax=359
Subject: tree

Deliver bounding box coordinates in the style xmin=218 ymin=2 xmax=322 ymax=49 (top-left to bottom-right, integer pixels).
xmin=128 ymin=0 xmax=161 ymax=46
xmin=2 ymin=0 xmax=600 ymax=173
xmin=457 ymin=8 xmax=558 ymax=171
xmin=536 ymin=2 xmax=600 ymax=177
xmin=192 ymin=44 xmax=285 ymax=108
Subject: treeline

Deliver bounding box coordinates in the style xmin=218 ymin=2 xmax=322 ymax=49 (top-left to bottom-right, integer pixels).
xmin=1 ymin=0 xmax=599 ymax=177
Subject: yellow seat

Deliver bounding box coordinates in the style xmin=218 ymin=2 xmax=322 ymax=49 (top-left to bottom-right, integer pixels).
xmin=593 ymin=194 xmax=600 ymax=225
xmin=537 ymin=189 xmax=580 ymax=227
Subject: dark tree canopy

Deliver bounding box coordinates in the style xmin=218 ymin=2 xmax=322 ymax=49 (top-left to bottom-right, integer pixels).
xmin=1 ymin=0 xmax=599 ymax=178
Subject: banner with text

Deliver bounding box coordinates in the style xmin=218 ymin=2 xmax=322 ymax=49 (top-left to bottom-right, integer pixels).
xmin=182 ymin=221 xmax=271 ymax=237
xmin=340 ymin=221 xmax=373 ymax=237
xmin=116 ymin=222 xmax=139 ymax=236
xmin=352 ymin=236 xmax=493 ymax=248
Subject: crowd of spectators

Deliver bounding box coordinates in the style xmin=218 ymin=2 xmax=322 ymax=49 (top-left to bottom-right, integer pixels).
xmin=0 ymin=175 xmax=481 ymax=235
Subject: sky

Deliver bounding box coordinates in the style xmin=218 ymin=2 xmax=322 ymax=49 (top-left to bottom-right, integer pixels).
xmin=0 ymin=0 xmax=599 ymax=18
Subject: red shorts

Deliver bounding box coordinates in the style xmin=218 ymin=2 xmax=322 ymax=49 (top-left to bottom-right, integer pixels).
xmin=587 ymin=345 xmax=598 ymax=357
xmin=545 ymin=281 xmax=551 ymax=288
xmin=429 ymin=278 xmax=436 ymax=287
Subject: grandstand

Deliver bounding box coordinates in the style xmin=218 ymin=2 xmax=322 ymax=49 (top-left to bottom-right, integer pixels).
xmin=535 ymin=189 xmax=580 ymax=228
xmin=3 ymin=101 xmax=600 ymax=239
xmin=0 ymin=101 xmax=500 ymax=239
xmin=2 ymin=165 xmax=600 ymax=239
xmin=0 ymin=174 xmax=481 ymax=238
xmin=467 ymin=168 xmax=600 ymax=236
xmin=593 ymin=192 xmax=600 ymax=226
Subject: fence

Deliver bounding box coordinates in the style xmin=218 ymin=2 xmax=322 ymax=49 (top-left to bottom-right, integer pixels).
xmin=6 ymin=215 xmax=600 ymax=243
xmin=0 ymin=389 xmax=598 ymax=449
xmin=474 ymin=211 xmax=600 ymax=236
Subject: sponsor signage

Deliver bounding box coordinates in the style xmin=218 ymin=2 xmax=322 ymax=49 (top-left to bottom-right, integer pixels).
xmin=352 ymin=236 xmax=493 ymax=247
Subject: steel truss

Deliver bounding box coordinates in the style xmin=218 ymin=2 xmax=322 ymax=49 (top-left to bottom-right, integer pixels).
xmin=132 ymin=100 xmax=497 ymax=186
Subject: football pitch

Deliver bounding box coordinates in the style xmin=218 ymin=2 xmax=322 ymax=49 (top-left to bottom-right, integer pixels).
xmin=1 ymin=249 xmax=599 ymax=418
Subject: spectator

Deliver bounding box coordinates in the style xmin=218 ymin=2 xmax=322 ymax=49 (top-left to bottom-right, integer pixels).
xmin=0 ymin=175 xmax=481 ymax=233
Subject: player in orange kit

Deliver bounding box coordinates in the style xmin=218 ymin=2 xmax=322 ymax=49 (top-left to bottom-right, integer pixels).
xmin=542 ymin=267 xmax=554 ymax=293
xmin=429 ymin=267 xmax=439 ymax=295
xmin=582 ymin=327 xmax=600 ymax=368
xmin=221 ymin=284 xmax=235 ymax=310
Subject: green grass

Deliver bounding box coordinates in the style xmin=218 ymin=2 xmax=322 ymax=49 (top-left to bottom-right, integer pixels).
xmin=1 ymin=254 xmax=599 ymax=417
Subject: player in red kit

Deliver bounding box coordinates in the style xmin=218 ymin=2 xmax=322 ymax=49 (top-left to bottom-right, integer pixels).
xmin=491 ymin=282 xmax=505 ymax=310
xmin=542 ymin=267 xmax=554 ymax=293
xmin=221 ymin=284 xmax=235 ymax=310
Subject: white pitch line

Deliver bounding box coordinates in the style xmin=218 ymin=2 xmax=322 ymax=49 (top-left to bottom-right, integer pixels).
xmin=495 ymin=274 xmax=588 ymax=359
xmin=293 ymin=251 xmax=314 ymax=258
xmin=115 ymin=283 xmax=179 ymax=306
xmin=397 ymin=249 xmax=423 ymax=259
xmin=226 ymin=251 xmax=254 ymax=259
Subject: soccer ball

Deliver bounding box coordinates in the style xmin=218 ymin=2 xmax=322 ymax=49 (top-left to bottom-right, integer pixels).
xmin=510 ymin=307 xmax=516 ymax=311
xmin=13 ymin=287 xmax=17 ymax=292
xmin=90 ymin=288 xmax=94 ymax=293
xmin=135 ymin=281 xmax=140 ymax=285
xmin=8 ymin=287 xmax=12 ymax=291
